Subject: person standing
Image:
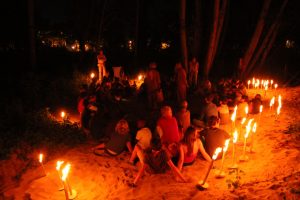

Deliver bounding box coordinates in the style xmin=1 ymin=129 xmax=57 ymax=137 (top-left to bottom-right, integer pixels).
xmin=174 ymin=62 xmax=188 ymax=104
xmin=145 ymin=62 xmax=161 ymax=110
xmin=97 ymin=50 xmax=107 ymax=83
xmin=189 ymin=57 xmax=199 ymax=88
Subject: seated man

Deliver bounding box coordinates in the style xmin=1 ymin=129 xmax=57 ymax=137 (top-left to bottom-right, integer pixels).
xmin=199 ymin=116 xmax=230 ymax=158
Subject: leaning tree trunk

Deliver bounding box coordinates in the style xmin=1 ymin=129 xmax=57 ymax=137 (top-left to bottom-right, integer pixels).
xmin=180 ymin=0 xmax=189 ymax=72
xmin=212 ymin=0 xmax=228 ymax=64
xmin=247 ymin=0 xmax=288 ymax=75
xmin=204 ymin=0 xmax=220 ymax=79
xmin=240 ymin=0 xmax=272 ymax=78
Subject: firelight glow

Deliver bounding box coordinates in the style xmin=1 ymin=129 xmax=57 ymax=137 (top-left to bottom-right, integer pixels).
xmin=233 ymin=130 xmax=238 ymax=143
xmin=223 ymin=139 xmax=230 ymax=152
xmin=56 ymin=161 xmax=64 ymax=171
xmin=212 ymin=147 xmax=222 ymax=160
xmin=61 ymin=163 xmax=71 ymax=181
xmin=39 ymin=153 xmax=43 ymax=163
xmin=61 ymin=111 xmax=66 ymax=119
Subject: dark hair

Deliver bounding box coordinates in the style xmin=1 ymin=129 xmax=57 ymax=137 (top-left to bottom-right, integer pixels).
xmin=182 ymin=126 xmax=196 ymax=156
xmin=207 ymin=116 xmax=219 ymax=127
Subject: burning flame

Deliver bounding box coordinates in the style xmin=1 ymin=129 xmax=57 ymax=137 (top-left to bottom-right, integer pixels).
xmin=223 ymin=139 xmax=230 ymax=152
xmin=61 ymin=111 xmax=66 ymax=119
xmin=245 ymin=119 xmax=254 ymax=138
xmin=252 ymin=122 xmax=257 ymax=133
xmin=270 ymin=97 xmax=275 ymax=107
xmin=241 ymin=117 xmax=247 ymax=125
xmin=245 ymin=106 xmax=248 ymax=115
xmin=39 ymin=153 xmax=43 ymax=163
xmin=212 ymin=147 xmax=222 ymax=160
xmin=231 ymin=106 xmax=237 ymax=122
xmin=138 ymin=74 xmax=143 ymax=81
xmin=248 ymin=80 xmax=251 ymax=85
xmin=56 ymin=161 xmax=64 ymax=171
xmin=277 ymin=105 xmax=281 ymax=115
xmin=278 ymin=95 xmax=282 ymax=107
xmin=90 ymin=73 xmax=95 ymax=79
xmin=271 ymin=80 xmax=273 ymax=85
xmin=233 ymin=130 xmax=238 ymax=143
xmin=61 ymin=163 xmax=71 ymax=181
xmin=260 ymin=105 xmax=263 ymax=113
xmin=274 ymin=84 xmax=278 ymax=89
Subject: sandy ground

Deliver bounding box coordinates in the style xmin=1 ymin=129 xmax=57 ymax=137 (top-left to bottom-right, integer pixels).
xmin=4 ymin=87 xmax=300 ymax=200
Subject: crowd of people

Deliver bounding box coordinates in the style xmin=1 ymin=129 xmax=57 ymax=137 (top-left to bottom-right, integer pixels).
xmin=76 ymin=51 xmax=263 ymax=187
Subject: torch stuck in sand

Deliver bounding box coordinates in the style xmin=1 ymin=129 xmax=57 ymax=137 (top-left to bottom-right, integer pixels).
xmin=215 ymin=139 xmax=230 ymax=178
xmin=61 ymin=163 xmax=77 ymax=200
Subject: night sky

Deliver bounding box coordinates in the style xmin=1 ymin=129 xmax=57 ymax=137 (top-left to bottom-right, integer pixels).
xmin=1 ymin=0 xmax=299 ymax=78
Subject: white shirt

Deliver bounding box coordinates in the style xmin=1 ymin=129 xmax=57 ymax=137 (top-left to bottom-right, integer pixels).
xmin=136 ymin=127 xmax=152 ymax=150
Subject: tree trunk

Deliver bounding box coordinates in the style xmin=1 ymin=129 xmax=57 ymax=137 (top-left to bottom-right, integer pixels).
xmin=27 ymin=0 xmax=36 ymax=70
xmin=204 ymin=0 xmax=220 ymax=79
xmin=240 ymin=0 xmax=272 ymax=77
xmin=247 ymin=0 xmax=288 ymax=75
xmin=179 ymin=0 xmax=188 ymax=72
xmin=192 ymin=0 xmax=202 ymax=59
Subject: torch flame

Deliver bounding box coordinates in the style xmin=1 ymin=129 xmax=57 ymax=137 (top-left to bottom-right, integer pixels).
xmin=61 ymin=111 xmax=66 ymax=119
xmin=231 ymin=106 xmax=237 ymax=121
xmin=233 ymin=130 xmax=238 ymax=143
xmin=278 ymin=95 xmax=282 ymax=107
xmin=138 ymin=74 xmax=143 ymax=81
xmin=277 ymin=105 xmax=281 ymax=115
xmin=259 ymin=105 xmax=263 ymax=113
xmin=39 ymin=153 xmax=43 ymax=163
xmin=270 ymin=97 xmax=275 ymax=107
xmin=90 ymin=72 xmax=95 ymax=79
xmin=61 ymin=163 xmax=71 ymax=181
xmin=56 ymin=161 xmax=64 ymax=171
xmin=245 ymin=106 xmax=248 ymax=115
xmin=212 ymin=147 xmax=222 ymax=160
xmin=223 ymin=139 xmax=230 ymax=152
xmin=274 ymin=84 xmax=278 ymax=89
xmin=241 ymin=117 xmax=246 ymax=125
xmin=252 ymin=122 xmax=257 ymax=133
xmin=248 ymin=80 xmax=250 ymax=85
xmin=245 ymin=119 xmax=254 ymax=138
xmin=271 ymin=80 xmax=273 ymax=85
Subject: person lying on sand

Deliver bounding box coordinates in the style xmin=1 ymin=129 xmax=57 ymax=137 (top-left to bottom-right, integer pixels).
xmin=93 ymin=119 xmax=133 ymax=156
xmin=131 ymin=136 xmax=187 ymax=187
xmin=177 ymin=126 xmax=212 ymax=171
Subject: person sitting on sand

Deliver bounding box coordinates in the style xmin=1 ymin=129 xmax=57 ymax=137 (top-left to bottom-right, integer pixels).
xmin=131 ymin=136 xmax=187 ymax=186
xmin=177 ymin=126 xmax=212 ymax=171
xmin=93 ymin=119 xmax=133 ymax=156
xmin=129 ymin=119 xmax=152 ymax=164
xmin=249 ymin=94 xmax=262 ymax=114
xmin=199 ymin=116 xmax=230 ymax=158
xmin=175 ymin=100 xmax=191 ymax=135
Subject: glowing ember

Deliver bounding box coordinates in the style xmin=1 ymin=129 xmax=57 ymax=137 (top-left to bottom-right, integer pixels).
xmin=61 ymin=163 xmax=71 ymax=181
xmin=212 ymin=147 xmax=222 ymax=160
xmin=39 ymin=153 xmax=43 ymax=163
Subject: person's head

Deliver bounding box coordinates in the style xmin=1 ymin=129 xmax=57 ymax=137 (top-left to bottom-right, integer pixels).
xmin=255 ymin=94 xmax=261 ymax=100
xmin=180 ymin=100 xmax=188 ymax=110
xmin=115 ymin=119 xmax=130 ymax=135
xmin=207 ymin=116 xmax=220 ymax=128
xmin=205 ymin=93 xmax=214 ymax=103
xmin=183 ymin=126 xmax=197 ymax=155
xmin=161 ymin=106 xmax=172 ymax=118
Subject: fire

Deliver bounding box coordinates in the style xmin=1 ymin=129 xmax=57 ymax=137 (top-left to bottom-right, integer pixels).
xmin=223 ymin=139 xmax=230 ymax=152
xmin=248 ymin=80 xmax=250 ymax=85
xmin=90 ymin=72 xmax=95 ymax=79
xmin=245 ymin=106 xmax=248 ymax=115
xmin=278 ymin=95 xmax=282 ymax=107
xmin=56 ymin=161 xmax=64 ymax=171
xmin=241 ymin=117 xmax=246 ymax=125
xmin=245 ymin=119 xmax=254 ymax=138
xmin=270 ymin=97 xmax=275 ymax=107
xmin=277 ymin=105 xmax=281 ymax=115
xmin=39 ymin=153 xmax=43 ymax=163
xmin=61 ymin=111 xmax=66 ymax=119
xmin=212 ymin=147 xmax=222 ymax=160
xmin=274 ymin=84 xmax=278 ymax=89
xmin=138 ymin=74 xmax=143 ymax=81
xmin=61 ymin=163 xmax=71 ymax=181
xmin=231 ymin=106 xmax=237 ymax=121
xmin=259 ymin=105 xmax=263 ymax=113
xmin=233 ymin=130 xmax=238 ymax=143
xmin=252 ymin=122 xmax=257 ymax=133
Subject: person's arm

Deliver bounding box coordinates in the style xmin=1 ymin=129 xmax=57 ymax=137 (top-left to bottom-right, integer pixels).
xmin=126 ymin=141 xmax=133 ymax=153
xmin=197 ymin=139 xmax=212 ymax=162
xmin=167 ymin=159 xmax=186 ymax=182
xmin=133 ymin=163 xmax=146 ymax=185
xmin=156 ymin=125 xmax=163 ymax=138
xmin=177 ymin=144 xmax=185 ymax=171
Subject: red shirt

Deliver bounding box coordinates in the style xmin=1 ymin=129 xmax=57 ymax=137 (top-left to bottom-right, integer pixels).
xmin=157 ymin=117 xmax=180 ymax=144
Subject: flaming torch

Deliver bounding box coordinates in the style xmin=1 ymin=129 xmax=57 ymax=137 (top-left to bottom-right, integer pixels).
xmin=215 ymin=139 xmax=230 ymax=178
xmin=39 ymin=153 xmax=46 ymax=176
xmin=90 ymin=72 xmax=95 ymax=79
xmin=196 ymin=147 xmax=222 ymax=190
xmin=247 ymin=80 xmax=250 ymax=89
xmin=239 ymin=119 xmax=253 ymax=161
xmin=61 ymin=111 xmax=66 ymax=121
xmin=56 ymin=161 xmax=65 ymax=191
xmin=269 ymin=97 xmax=275 ymax=111
xmin=229 ymin=130 xmax=239 ymax=169
xmin=259 ymin=105 xmax=263 ymax=122
xmin=61 ymin=164 xmax=77 ymax=200
xmin=249 ymin=122 xmax=257 ymax=153
xmin=231 ymin=106 xmax=237 ymax=132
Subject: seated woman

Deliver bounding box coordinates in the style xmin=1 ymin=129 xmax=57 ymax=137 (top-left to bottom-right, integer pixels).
xmin=93 ymin=119 xmax=133 ymax=156
xmin=177 ymin=126 xmax=212 ymax=171
xmin=131 ymin=137 xmax=187 ymax=186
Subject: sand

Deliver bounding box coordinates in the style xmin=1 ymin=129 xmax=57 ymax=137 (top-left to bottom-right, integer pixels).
xmin=3 ymin=87 xmax=300 ymax=200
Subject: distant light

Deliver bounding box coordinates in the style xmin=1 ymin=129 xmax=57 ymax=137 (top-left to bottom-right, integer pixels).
xmin=161 ymin=42 xmax=170 ymax=50
xmin=285 ymin=40 xmax=294 ymax=48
